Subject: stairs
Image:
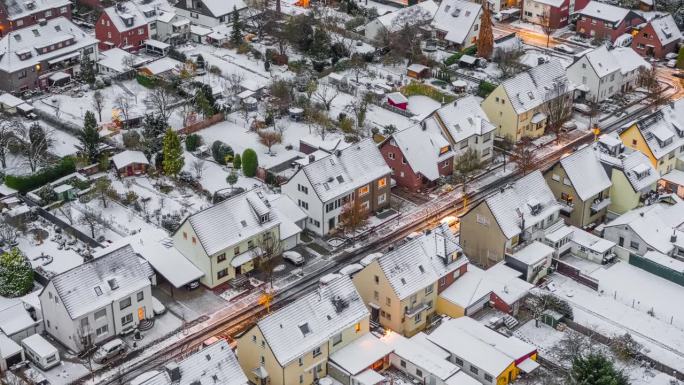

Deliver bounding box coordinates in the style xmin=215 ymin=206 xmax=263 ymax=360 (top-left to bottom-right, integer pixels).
xmin=503 ymin=315 xmax=519 ymax=329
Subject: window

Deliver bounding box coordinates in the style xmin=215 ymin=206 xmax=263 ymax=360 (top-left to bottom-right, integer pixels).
xmin=332 ymin=333 xmax=342 ymax=346
xmin=359 ymin=184 xmax=370 ymax=196
xmin=374 ymin=275 xmax=379 ymax=284
xmin=95 ymin=308 xmax=107 ymax=320
xmin=234 ymin=246 xmax=240 ymax=255
xmin=361 ymin=201 xmax=370 ymax=211
xmin=47 ymin=320 xmax=51 ymax=328
xmin=630 ymin=241 xmax=640 ymax=250
xmin=374 ymin=290 xmax=379 ymax=300
xmin=261 ymin=340 xmax=265 ymax=348
xmin=18 ymin=70 xmax=27 ymax=79
xmin=313 ymin=347 xmax=321 ymax=357
xmin=388 ymin=152 xmax=395 ymax=160
xmin=49 ymin=292 xmax=53 ymax=300
xmin=401 ymin=156 xmax=407 ymax=164
xmin=454 ymin=356 xmax=463 ymax=366
xmin=386 ymin=297 xmax=391 ymax=306
xmin=81 ymin=317 xmax=89 ymax=328
xmin=136 ymin=291 xmax=144 ymax=301
xmin=217 ymin=268 xmax=229 ymax=279
xmin=298 ymin=184 xmax=308 ymax=194
xmin=378 ymin=193 xmax=386 ymax=205
xmin=119 ymin=298 xmax=131 ymax=310
xmin=217 ymin=253 xmax=226 ymax=262
xmin=355 ymin=322 xmax=361 ymax=332
xmin=460 ymin=140 xmax=468 ymax=149
xmin=121 ymin=313 xmax=133 ymax=325
xmin=298 ymin=200 xmax=309 ymax=210
xmin=45 ymin=10 xmax=52 ymax=17
xmin=252 ymin=335 xmax=257 ymax=343
xmin=299 ymin=375 xmax=304 ymax=384
xmin=298 ymin=357 xmax=303 ymax=366
xmin=16 ymin=20 xmax=23 ymax=26
xmin=414 ymin=313 xmax=421 ymax=323
xmin=400 ymin=360 xmax=406 ymax=368
xmin=416 ymin=369 xmax=423 ymax=377
xmin=192 ymin=236 xmax=197 ymax=244
xmin=183 ymin=232 xmax=187 ymax=239
xmin=470 ymin=365 xmax=479 ymax=375
xmin=96 ymin=325 xmax=108 ymax=337
xmin=61 ymin=6 xmax=67 ymax=13
xmin=425 ymin=285 xmax=433 ymax=295
xmin=484 ymin=373 xmax=493 ymax=382
xmin=377 ymin=178 xmax=387 ymax=188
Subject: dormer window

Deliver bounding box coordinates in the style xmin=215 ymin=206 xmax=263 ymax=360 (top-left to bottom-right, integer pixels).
xmin=260 ymin=213 xmax=269 ymax=223
xmin=298 ymin=322 xmax=311 ymax=336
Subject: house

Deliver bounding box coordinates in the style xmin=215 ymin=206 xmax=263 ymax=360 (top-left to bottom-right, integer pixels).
xmin=96 ymin=2 xmax=149 ymax=51
xmin=425 ymin=317 xmax=538 ymax=385
xmin=594 ymin=134 xmax=659 ymax=217
xmin=138 ymin=56 xmax=183 ymax=78
xmin=352 ymin=225 xmax=468 ymax=336
xmin=153 ymin=9 xmax=191 ymax=46
xmin=574 ymin=2 xmax=645 ymax=43
xmin=172 ymin=189 xmax=305 ymax=288
xmin=379 ymin=123 xmax=454 ymax=192
xmin=112 ymin=150 xmax=150 ymax=176
xmin=386 ymin=92 xmax=408 ymax=110
xmin=327 ymin=333 xmax=393 ymax=384
xmin=619 ymin=99 xmax=684 ymax=175
xmin=0 ymin=93 xmax=29 ymax=114
xmin=236 ymin=275 xmax=369 ymax=385
xmin=97 ymin=48 xmax=147 ymax=76
xmin=631 ymin=15 xmax=682 ymax=59
xmin=136 ymin=340 xmax=248 ymax=385
xmin=566 ymin=46 xmax=650 ymax=102
xmin=601 ymin=201 xmax=684 ymax=260
xmin=430 ymin=0 xmax=482 ymax=50
xmin=406 ymin=64 xmax=430 ymax=79
xmin=174 ymin=0 xmax=247 ymax=28
xmin=521 ymin=0 xmax=584 ymax=29
xmin=480 ymin=60 xmax=573 ymax=142
xmin=0 ymin=298 xmax=42 ymax=343
xmin=0 ymin=17 xmax=98 ymax=92
xmin=0 ymin=0 xmax=71 ymax=36
xmin=281 ymin=139 xmax=391 ymax=236
xmin=544 ymin=145 xmax=613 ymax=228
xmin=505 ymin=241 xmax=554 ymax=283
xmin=437 ymin=263 xmax=534 ymax=317
xmin=364 ymin=1 xmax=438 ymax=42
xmin=424 ymin=95 xmax=496 ymax=163
xmin=39 ymin=244 xmax=155 ymax=352
xmin=660 ymin=169 xmax=684 ymax=199
xmin=460 ymin=171 xmax=562 ymax=267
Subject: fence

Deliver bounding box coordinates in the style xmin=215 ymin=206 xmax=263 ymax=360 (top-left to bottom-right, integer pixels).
xmin=23 ymin=196 xmax=102 ymax=249
xmin=553 ymin=258 xmax=599 ymax=290
xmin=178 ymin=113 xmax=225 ymax=135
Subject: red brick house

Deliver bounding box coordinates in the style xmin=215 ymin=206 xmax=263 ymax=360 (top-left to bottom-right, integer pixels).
xmin=631 ymin=15 xmax=682 ymax=58
xmin=575 ymin=1 xmax=645 ymax=43
xmin=0 ymin=0 xmax=71 ymax=37
xmin=112 ymin=150 xmax=150 ymax=177
xmin=379 ymin=123 xmax=454 ymax=192
xmin=95 ymin=2 xmax=149 ymax=51
xmin=522 ymin=0 xmax=589 ymax=29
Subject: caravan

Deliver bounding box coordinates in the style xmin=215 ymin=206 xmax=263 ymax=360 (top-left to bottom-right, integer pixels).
xmin=21 ymin=335 xmax=60 ymax=370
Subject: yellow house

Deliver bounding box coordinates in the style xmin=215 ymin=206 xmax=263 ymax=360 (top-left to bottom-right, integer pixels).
xmin=426 ymin=317 xmax=539 ymax=385
xmin=236 ymin=276 xmax=370 ymax=385
xmin=352 ymin=225 xmax=468 ymax=337
xmin=172 ymin=189 xmax=302 ymax=288
xmin=481 ymin=60 xmax=573 ymax=142
xmin=619 ymin=100 xmax=684 ymax=175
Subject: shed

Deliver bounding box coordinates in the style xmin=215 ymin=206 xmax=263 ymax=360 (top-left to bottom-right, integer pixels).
xmin=452 ymin=80 xmax=467 ymax=93
xmin=54 ymin=184 xmax=76 ymax=201
xmin=288 ymin=107 xmax=304 ymax=121
xmin=145 ymin=39 xmax=171 ymax=56
xmin=112 ymin=150 xmax=150 ymax=177
xmin=0 ymin=334 xmax=24 ymax=372
xmin=0 ymin=93 xmax=25 ymax=114
xmin=386 ymin=92 xmax=408 ymax=110
xmin=458 ymin=54 xmax=478 ymax=68
xmin=540 ymin=309 xmax=564 ymax=328
xmin=407 ymin=63 xmax=430 ymax=79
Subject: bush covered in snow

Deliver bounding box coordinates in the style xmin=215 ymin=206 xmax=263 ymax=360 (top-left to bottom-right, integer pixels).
xmin=0 ymin=248 xmax=34 ymax=298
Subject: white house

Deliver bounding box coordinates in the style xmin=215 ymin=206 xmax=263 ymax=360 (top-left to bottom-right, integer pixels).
xmin=364 ymin=1 xmax=438 ymax=42
xmin=424 ymin=95 xmax=496 ymax=163
xmin=567 ymin=46 xmax=650 ymax=102
xmin=97 ymin=48 xmax=148 ymax=76
xmin=174 ymin=0 xmax=247 ymax=28
xmin=281 ymin=139 xmax=392 ymax=236
xmin=39 ymin=244 xmax=155 ymax=353
xmin=430 ymin=0 xmax=482 ymax=50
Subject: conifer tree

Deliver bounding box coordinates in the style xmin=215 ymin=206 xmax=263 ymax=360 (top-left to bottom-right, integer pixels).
xmin=477 ymin=4 xmax=494 ymax=59
xmin=230 ymin=6 xmax=242 ymax=46
xmin=162 ymin=129 xmax=184 ymax=178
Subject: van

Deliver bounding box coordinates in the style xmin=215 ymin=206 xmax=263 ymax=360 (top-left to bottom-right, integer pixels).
xmin=21 ymin=334 xmax=60 ymax=370
xmin=613 ymin=34 xmax=633 ymax=48
xmin=93 ymin=338 xmax=125 ymax=363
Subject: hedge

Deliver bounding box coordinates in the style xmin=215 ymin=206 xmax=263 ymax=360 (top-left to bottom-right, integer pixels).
xmin=444 ymin=45 xmax=478 ymax=66
xmin=136 ymin=74 xmax=159 ymax=88
xmin=477 ymin=81 xmax=498 ymax=98
xmin=5 ymin=157 xmax=76 ymax=193
xmin=401 ymin=82 xmax=456 ymax=104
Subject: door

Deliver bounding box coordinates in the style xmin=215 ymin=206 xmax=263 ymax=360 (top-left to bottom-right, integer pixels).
xmin=328 ymin=217 xmax=335 ymax=231
xmin=370 ymin=306 xmax=379 ymax=322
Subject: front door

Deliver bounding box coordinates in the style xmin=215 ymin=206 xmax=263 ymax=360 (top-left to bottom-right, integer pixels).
xmin=370 ymin=306 xmax=379 ymax=322
xmin=328 ymin=217 xmax=335 ymax=231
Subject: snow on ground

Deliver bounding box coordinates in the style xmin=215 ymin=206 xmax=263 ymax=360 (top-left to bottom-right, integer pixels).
xmin=182 ymin=152 xmax=265 ymax=195
xmin=16 ymin=224 xmax=87 ymax=276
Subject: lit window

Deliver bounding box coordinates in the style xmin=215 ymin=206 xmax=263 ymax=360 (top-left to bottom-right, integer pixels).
xmin=359 ymin=184 xmax=370 ymax=196
xmin=377 ymin=178 xmax=387 ymax=188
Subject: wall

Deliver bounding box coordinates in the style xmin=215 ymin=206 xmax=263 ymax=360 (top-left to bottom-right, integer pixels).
xmin=566 ymin=56 xmax=607 ymax=102
xmin=389 ymin=352 xmax=449 ymax=385
xmin=379 ymin=139 xmax=425 ymax=192
xmin=607 ymin=168 xmax=645 ymax=216
xmin=602 ymin=225 xmax=652 ymax=260
xmin=95 ymin=11 xmax=149 ymax=51
xmin=281 ymin=169 xmax=325 ymax=235
xmin=0 ymin=4 xmax=72 ymax=34
xmin=545 ymin=164 xmax=608 ymax=228
xmin=352 ymin=262 xmax=403 ymax=332
xmin=460 ymin=201 xmax=509 ymax=267
xmin=238 ymin=326 xmax=283 ymax=385
xmin=172 ymin=220 xmax=213 ymax=287
xmin=179 ymin=112 xmax=224 ymax=134
xmin=481 ymin=86 xmax=519 ymax=141
xmin=619 ymin=124 xmax=658 ymax=167
xmin=40 ymin=281 xmax=83 ymax=352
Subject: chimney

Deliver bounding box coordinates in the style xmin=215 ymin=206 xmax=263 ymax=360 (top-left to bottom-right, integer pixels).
xmin=308 ymin=154 xmax=315 ymax=163
xmin=420 ymin=120 xmax=426 ymax=131
xmin=671 ymin=231 xmax=677 ymax=243
xmin=335 ymin=149 xmax=342 ymax=157
xmin=38 ymin=18 xmax=47 ymax=26
xmin=166 ymin=363 xmax=181 ymax=382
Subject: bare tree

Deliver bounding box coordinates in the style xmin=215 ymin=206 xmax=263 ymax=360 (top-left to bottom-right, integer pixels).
xmin=253 ymin=234 xmax=283 ymax=289
xmin=226 ymin=72 xmax=245 ymax=97
xmin=510 ymin=137 xmax=536 ymax=175
xmin=310 ymin=109 xmax=335 ymax=141
xmin=56 ymin=204 xmax=75 ymax=225
xmin=0 ymin=119 xmax=20 ymax=169
xmin=79 ymin=207 xmax=108 ymax=239
xmin=557 ymin=331 xmax=595 ymax=364
xmin=638 ymin=66 xmax=667 ymax=110
xmin=453 ymin=148 xmax=482 ymax=193
xmin=115 ymin=95 xmax=132 ymax=129
xmin=0 ymin=223 xmax=18 ymax=246
xmin=121 ymin=55 xmax=137 ymax=78
xmin=345 ymin=94 xmax=372 ymax=133
xmin=339 ymin=199 xmax=368 ymax=241
xmin=192 ymin=158 xmax=205 ymax=178
xmin=93 ymin=178 xmax=117 ymax=208
xmin=539 ymin=12 xmax=556 ymax=48
xmin=258 ymin=130 xmax=283 ymax=154
xmin=17 ymin=122 xmax=53 ymax=172
xmin=92 ymin=90 xmax=105 ymax=122
xmin=149 ymin=87 xmax=175 ymax=123
xmin=543 ymin=79 xmax=573 ymax=144
xmin=313 ymin=84 xmax=339 ymax=111
xmin=494 ymin=46 xmax=526 ymax=79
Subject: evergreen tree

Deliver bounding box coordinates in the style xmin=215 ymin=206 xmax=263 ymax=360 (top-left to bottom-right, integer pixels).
xmin=570 ymin=353 xmax=630 ymax=385
xmin=0 ymin=248 xmax=34 ymax=298
xmin=226 ymin=171 xmax=239 ymax=191
xmin=230 ymin=6 xmax=242 ymax=46
xmin=242 ymin=148 xmax=258 ymax=177
xmin=196 ymin=54 xmax=206 ymax=70
xmin=81 ymin=54 xmax=97 ymax=84
xmin=477 ymin=3 xmax=494 ymax=59
xmin=142 ymin=113 xmax=168 ymax=155
xmin=162 ymin=129 xmax=184 ymax=178
xmin=78 ymin=111 xmax=101 ymax=163
xmin=233 ymin=153 xmax=242 ymax=170
xmin=309 ymin=28 xmax=332 ymax=61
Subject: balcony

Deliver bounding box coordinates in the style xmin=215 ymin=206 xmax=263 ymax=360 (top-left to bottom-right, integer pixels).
xmin=559 ymin=200 xmax=574 ymax=214
xmin=591 ymin=197 xmax=611 ymax=213
xmin=405 ymin=302 xmax=428 ymax=317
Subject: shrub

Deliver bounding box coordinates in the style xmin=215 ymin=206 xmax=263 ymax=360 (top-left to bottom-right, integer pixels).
xmin=477 ymin=81 xmax=497 ymax=97
xmin=233 ymin=153 xmax=242 ymax=170
xmin=401 ymin=82 xmax=456 ymax=104
xmin=136 ymin=74 xmax=159 ymax=88
xmin=0 ymin=248 xmax=33 ymax=298
xmin=5 ymin=157 xmax=76 ymax=193
xmin=211 ymin=140 xmax=233 ymax=165
xmin=242 ymin=148 xmax=258 ymax=177
xmin=185 ymin=134 xmax=203 ymax=152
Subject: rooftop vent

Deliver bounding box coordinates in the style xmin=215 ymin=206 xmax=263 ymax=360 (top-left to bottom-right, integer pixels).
xmin=298 ymin=322 xmax=311 ymax=336
xmin=165 ymin=363 xmax=181 ymax=382
xmin=107 ymin=278 xmax=119 ymax=290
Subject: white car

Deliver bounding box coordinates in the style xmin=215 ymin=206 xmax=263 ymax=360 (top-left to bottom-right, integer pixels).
xmin=283 ymin=251 xmax=305 ymax=266
xmin=93 ymin=339 xmax=125 ymax=364
xmin=554 ymin=44 xmax=576 ymax=54
xmin=151 ymin=296 xmax=166 ymax=316
xmin=339 ymin=264 xmax=364 ymax=276
xmin=666 ymin=59 xmax=677 ymax=68
xmin=665 ymin=52 xmax=679 ymax=60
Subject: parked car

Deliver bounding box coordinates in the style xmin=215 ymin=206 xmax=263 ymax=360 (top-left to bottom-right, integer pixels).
xmin=152 ymin=296 xmax=166 ymax=316
xmin=283 ymin=251 xmax=305 ymax=266
xmin=186 ymin=280 xmax=200 ymax=290
xmin=613 ymin=34 xmax=633 ymax=48
xmin=673 ymin=71 xmax=684 ymax=79
xmin=665 ymin=52 xmax=679 ymax=60
xmin=93 ymin=339 xmax=125 ymax=364
xmin=554 ymin=44 xmax=576 ymax=54
xmin=339 ymin=263 xmax=364 ymax=276
xmin=561 ymin=120 xmax=578 ymax=132
xmin=666 ymin=59 xmax=677 ymax=68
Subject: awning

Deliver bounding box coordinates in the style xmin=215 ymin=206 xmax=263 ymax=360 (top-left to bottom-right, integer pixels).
xmin=576 ymin=84 xmax=590 ymax=92
xmin=252 ymin=366 xmax=269 ymax=379
xmin=517 ymin=357 xmax=540 ymax=373
xmin=49 ymin=71 xmax=71 ymax=82
xmin=145 ymin=39 xmax=170 ymax=50
xmin=47 ymin=51 xmax=80 ymax=65
xmin=230 ymin=247 xmax=262 ymax=267
xmin=353 ymin=369 xmax=385 ymax=385
xmin=531 ymin=112 xmax=547 ymax=124
xmin=452 ymin=80 xmax=467 ymax=87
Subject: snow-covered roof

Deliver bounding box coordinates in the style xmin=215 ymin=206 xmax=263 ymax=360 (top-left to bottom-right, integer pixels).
xmin=44 ymin=244 xmax=154 ymax=319
xmin=112 ymin=150 xmax=149 ymax=169
xmin=21 ymin=334 xmax=57 ymax=357
xmin=426 ymin=317 xmax=536 ymax=377
xmin=662 ymin=169 xmax=684 ymax=186
xmin=354 ymin=369 xmax=384 ymax=385
xmin=138 ymin=340 xmax=248 ymax=385
xmin=2 ymin=0 xmax=70 ymax=20
xmin=605 ymin=202 xmax=684 ymax=254
xmin=0 ymin=300 xmax=37 ymax=336
xmin=620 ymin=150 xmax=658 ymax=192
xmin=185 ymin=0 xmax=246 ymax=17
xmin=582 ymin=46 xmax=620 ymax=78
xmin=649 ymin=15 xmax=682 ymax=46
xmin=642 ymin=250 xmax=684 ymax=273
xmin=559 ymin=145 xmax=612 ymax=201
xmin=576 ymin=1 xmax=633 ymax=24
xmin=94 ymin=231 xmax=204 ymax=288
xmin=180 ymin=188 xmax=281 ymax=256
xmin=431 ymin=0 xmax=481 ymax=45
xmin=297 ymin=139 xmax=391 ymax=203
xmin=141 ymin=56 xmax=183 ymax=75
xmin=510 ymin=241 xmax=554 ymax=265
xmin=98 ymin=48 xmax=147 ymax=73
xmin=500 ymin=60 xmax=570 ymax=114
xmin=256 ymin=275 xmax=368 ymax=366
xmin=531 ymin=0 xmax=565 ymax=7
xmin=329 ymin=333 xmax=393 ymax=375
xmin=375 ymin=0 xmax=438 ymax=32
xmin=268 ymin=194 xmax=306 ymax=241
xmin=0 ymin=17 xmax=98 ymax=73
xmin=388 ymin=124 xmax=453 ymax=182
xmin=426 ymin=95 xmax=496 ymax=145
xmin=0 ymin=93 xmax=25 ymax=108
xmin=103 ymin=2 xmax=147 ymax=32
xmin=374 ymin=225 xmax=467 ymax=300
xmin=439 ymin=263 xmax=533 ymax=308
xmin=0 ymin=334 xmax=22 ymax=359
xmin=380 ymin=331 xmax=461 ymax=381
xmin=569 ymin=226 xmax=615 ymax=253
xmin=629 ymin=100 xmax=684 ymax=160
xmin=386 ymin=92 xmax=408 ymax=104
xmin=611 ymin=47 xmax=651 ymax=74
xmin=483 ymin=171 xmax=560 ymax=239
